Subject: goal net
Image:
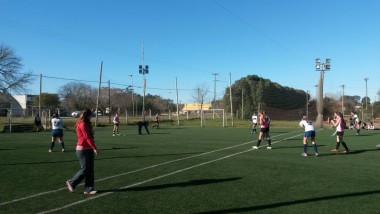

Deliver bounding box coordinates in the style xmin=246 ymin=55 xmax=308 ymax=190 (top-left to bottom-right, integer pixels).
xmin=200 ymin=109 xmax=225 ymax=127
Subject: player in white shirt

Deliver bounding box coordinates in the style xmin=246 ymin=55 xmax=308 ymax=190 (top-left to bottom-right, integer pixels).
xmin=112 ymin=113 xmax=120 ymax=136
xmin=299 ymin=116 xmax=319 ymax=157
xmin=251 ymin=113 xmax=258 ymax=134
xmin=49 ymin=113 xmax=66 ymax=152
xmin=351 ymin=111 xmax=361 ymax=135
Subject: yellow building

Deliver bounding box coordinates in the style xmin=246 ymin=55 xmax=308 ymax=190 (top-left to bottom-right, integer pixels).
xmin=181 ymin=103 xmax=212 ymax=113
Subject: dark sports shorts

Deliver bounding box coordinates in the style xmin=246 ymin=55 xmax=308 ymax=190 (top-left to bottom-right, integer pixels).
xmin=260 ymin=127 xmax=269 ymax=133
xmin=114 ymin=123 xmax=119 ymax=127
xmin=304 ymin=130 xmax=316 ymax=138
xmin=337 ymin=131 xmax=344 ymax=136
xmin=52 ymin=129 xmax=63 ymax=138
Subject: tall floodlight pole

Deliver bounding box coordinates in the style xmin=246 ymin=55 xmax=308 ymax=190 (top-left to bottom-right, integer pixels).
xmin=315 ymin=58 xmax=331 ymax=128
xmin=139 ymin=42 xmax=149 ymax=121
xmin=341 ymin=85 xmax=345 ymax=114
xmin=129 ymin=74 xmax=134 ymax=117
xmin=364 ymin=78 xmax=369 ymax=110
xmin=95 ymin=61 xmax=103 ymax=127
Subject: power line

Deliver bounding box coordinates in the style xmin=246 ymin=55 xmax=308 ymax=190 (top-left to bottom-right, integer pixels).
xmin=211 ymin=0 xmax=306 ymax=60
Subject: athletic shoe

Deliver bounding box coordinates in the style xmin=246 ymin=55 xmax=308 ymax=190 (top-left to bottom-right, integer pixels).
xmin=83 ymin=191 xmax=97 ymax=195
xmin=342 ymin=150 xmax=349 ymax=154
xmin=61 ymin=149 xmax=65 ymax=152
xmin=117 ymin=133 xmax=120 ymax=136
xmin=48 ymin=149 xmax=52 ymax=153
xmin=267 ymin=146 xmax=272 ymax=150
xmin=331 ymin=149 xmax=339 ymax=153
xmin=315 ymin=153 xmax=319 ymax=157
xmin=66 ymin=181 xmax=74 ymax=192
xmin=252 ymin=146 xmax=259 ymax=149
xmin=112 ymin=134 xmax=115 ymax=136
xmin=302 ymin=153 xmax=307 ymax=157
xmin=376 ymin=144 xmax=380 ymax=149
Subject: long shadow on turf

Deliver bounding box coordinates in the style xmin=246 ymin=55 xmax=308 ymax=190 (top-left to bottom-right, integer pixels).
xmin=195 ymin=189 xmax=380 ymax=213
xmin=0 ymin=151 xmax=202 ymax=166
xmin=98 ymin=177 xmax=242 ymax=193
xmin=101 ymin=146 xmax=139 ymax=151
xmin=318 ymin=148 xmax=379 ymax=157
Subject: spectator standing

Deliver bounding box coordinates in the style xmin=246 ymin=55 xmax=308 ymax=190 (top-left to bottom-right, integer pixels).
xmin=66 ymin=109 xmax=98 ymax=195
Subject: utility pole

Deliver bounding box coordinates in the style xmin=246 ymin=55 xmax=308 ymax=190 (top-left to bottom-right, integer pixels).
xmin=229 ymin=72 xmax=234 ymax=126
xmin=108 ymin=80 xmax=111 ymax=123
xmin=212 ymin=73 xmax=219 ymax=119
xmin=341 ymin=85 xmax=345 ymax=115
xmin=241 ymin=89 xmax=244 ymax=119
xmin=364 ymin=78 xmax=369 ymax=110
xmin=176 ymin=77 xmax=179 ymax=126
xmin=306 ymin=90 xmax=309 ymax=117
xmin=129 ymin=74 xmax=134 ymax=117
xmin=39 ymin=74 xmax=42 ymax=116
xmin=212 ymin=73 xmax=219 ymax=105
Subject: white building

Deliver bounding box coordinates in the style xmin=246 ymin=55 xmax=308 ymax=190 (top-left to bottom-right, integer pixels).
xmin=11 ymin=94 xmax=35 ymax=116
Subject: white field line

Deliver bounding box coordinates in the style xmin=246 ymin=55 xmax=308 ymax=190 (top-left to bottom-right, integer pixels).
xmin=37 ymin=131 xmax=304 ymax=213
xmin=0 ymin=130 xmax=302 ymax=207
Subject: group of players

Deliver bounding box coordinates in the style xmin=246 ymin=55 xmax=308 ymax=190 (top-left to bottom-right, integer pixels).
xmin=250 ymin=111 xmax=351 ymax=156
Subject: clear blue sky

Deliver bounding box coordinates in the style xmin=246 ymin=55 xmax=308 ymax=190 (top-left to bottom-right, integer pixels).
xmin=1 ymin=0 xmax=379 ymax=104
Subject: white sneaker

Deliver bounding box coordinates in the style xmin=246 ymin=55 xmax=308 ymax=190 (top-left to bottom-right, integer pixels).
xmin=252 ymin=146 xmax=259 ymax=149
xmin=302 ymin=153 xmax=307 ymax=157
xmin=267 ymin=146 xmax=272 ymax=150
xmin=83 ymin=191 xmax=97 ymax=195
xmin=48 ymin=149 xmax=52 ymax=153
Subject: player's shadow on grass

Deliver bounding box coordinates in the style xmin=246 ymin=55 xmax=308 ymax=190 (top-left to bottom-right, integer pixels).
xmin=276 ymin=144 xmax=326 ymax=150
xmin=148 ymin=132 xmax=171 ymax=135
xmin=0 ymin=152 xmax=202 ymax=166
xmin=317 ymin=148 xmax=379 ymax=157
xmin=195 ymin=189 xmax=380 ymax=214
xmin=100 ymin=146 xmax=139 ymax=151
xmin=154 ymin=127 xmax=184 ymax=130
xmin=97 ymin=152 xmax=203 ymax=161
xmin=98 ymin=177 xmax=242 ymax=193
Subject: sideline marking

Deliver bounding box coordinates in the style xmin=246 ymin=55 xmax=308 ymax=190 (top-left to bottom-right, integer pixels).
xmin=0 ymin=130 xmax=302 ymax=206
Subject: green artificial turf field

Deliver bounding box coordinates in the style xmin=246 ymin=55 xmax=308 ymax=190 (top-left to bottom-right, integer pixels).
xmin=1 ymin=124 xmax=380 ymax=213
